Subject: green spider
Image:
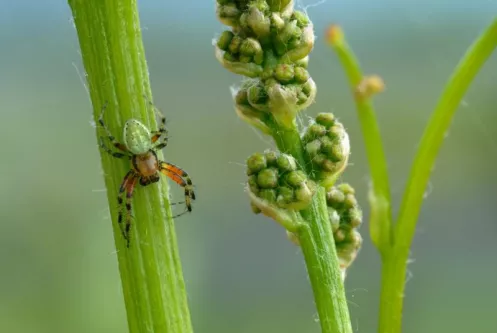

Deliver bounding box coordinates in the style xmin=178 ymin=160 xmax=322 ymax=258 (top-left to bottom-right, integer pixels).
xmin=98 ymin=99 xmax=195 ymax=248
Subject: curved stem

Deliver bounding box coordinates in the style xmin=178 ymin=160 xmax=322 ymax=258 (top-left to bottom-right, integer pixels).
xmin=395 ymin=17 xmax=497 ymax=251
xmin=381 ymin=18 xmax=497 ymax=333
xmin=68 ymin=1 xmax=194 ymax=332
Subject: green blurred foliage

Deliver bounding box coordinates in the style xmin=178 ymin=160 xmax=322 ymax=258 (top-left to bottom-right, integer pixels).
xmin=0 ymin=1 xmax=496 ymax=333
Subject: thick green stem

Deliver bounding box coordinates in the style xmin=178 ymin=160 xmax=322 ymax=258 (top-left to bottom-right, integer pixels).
xmin=378 ymin=252 xmax=407 ymax=333
xmin=271 ymin=120 xmax=352 ymax=333
xmin=68 ymin=1 xmax=193 ymax=332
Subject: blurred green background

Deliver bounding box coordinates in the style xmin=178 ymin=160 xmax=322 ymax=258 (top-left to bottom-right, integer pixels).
xmin=1 ymin=1 xmax=496 ymax=332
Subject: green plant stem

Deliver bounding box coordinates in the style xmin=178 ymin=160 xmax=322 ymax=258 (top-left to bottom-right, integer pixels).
xmin=328 ymin=27 xmax=392 ymax=253
xmin=379 ymin=18 xmax=497 ymax=333
xmin=271 ymin=120 xmax=352 ymax=333
xmin=68 ymin=1 xmax=193 ymax=332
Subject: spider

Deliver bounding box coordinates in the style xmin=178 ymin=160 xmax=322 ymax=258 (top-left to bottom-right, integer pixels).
xmin=98 ymin=99 xmax=195 ymax=248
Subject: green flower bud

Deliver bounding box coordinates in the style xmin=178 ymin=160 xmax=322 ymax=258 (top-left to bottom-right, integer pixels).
xmin=264 ymin=150 xmax=278 ymax=167
xmin=216 ymin=3 xmax=241 ymax=27
xmin=302 ymin=113 xmax=350 ymax=186
xmin=247 ymin=151 xmax=314 ymax=211
xmin=274 ymin=64 xmax=295 ymax=83
xmin=316 ymin=112 xmax=335 ymax=127
xmin=228 ymin=35 xmax=243 ymax=54
xmin=247 ymin=6 xmax=271 ymax=40
xmin=276 ymin=154 xmax=297 ymax=172
xmin=240 ymin=38 xmax=263 ymax=57
xmin=246 ymin=153 xmax=267 ymax=175
xmin=217 ymin=31 xmax=234 ymax=51
xmin=325 ymin=183 xmax=363 ymax=273
xmin=276 ymin=186 xmax=295 ymax=207
xmin=247 ymin=84 xmax=267 ymax=105
xmin=278 ymin=20 xmax=300 ymax=44
xmin=292 ymin=10 xmax=310 ymax=27
xmin=259 ymin=188 xmax=277 ymax=203
xmin=270 ymin=12 xmax=285 ymax=30
xmin=338 ymin=183 xmax=355 ymax=195
xmin=295 ymin=56 xmax=309 ymax=68
xmin=281 ymin=24 xmax=315 ymax=63
xmin=285 ymin=170 xmax=306 ymax=187
xmin=223 ymin=51 xmax=237 ymax=62
xmin=257 ymin=168 xmax=279 ymax=188
xmin=295 ymin=185 xmax=313 ymax=204
xmin=216 ymin=47 xmax=263 ymax=77
xmin=294 ymin=66 xmax=310 ymax=83
xmin=266 ymin=0 xmax=293 ymax=12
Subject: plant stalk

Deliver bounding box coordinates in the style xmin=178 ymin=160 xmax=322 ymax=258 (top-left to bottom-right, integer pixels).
xmin=68 ymin=1 xmax=194 ymax=332
xmin=271 ymin=120 xmax=352 ymax=333
xmin=380 ymin=18 xmax=497 ymax=333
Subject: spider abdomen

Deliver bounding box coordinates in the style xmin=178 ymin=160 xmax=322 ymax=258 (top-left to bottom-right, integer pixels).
xmin=134 ymin=151 xmax=160 ymax=177
xmin=123 ymin=119 xmax=153 ymax=154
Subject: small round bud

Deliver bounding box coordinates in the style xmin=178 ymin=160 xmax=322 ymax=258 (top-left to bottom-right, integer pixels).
xmin=348 ymin=208 xmax=362 ymax=228
xmin=270 ymin=12 xmax=285 ymax=30
xmin=228 ymin=35 xmax=243 ymax=54
xmin=344 ymin=193 xmax=358 ymax=209
xmin=246 ymin=153 xmax=267 ymax=175
xmin=239 ymin=55 xmax=252 ymax=63
xmin=223 ymin=52 xmax=237 ymax=62
xmin=248 ymin=175 xmax=259 ymax=194
xmin=327 ymin=188 xmax=345 ymax=207
xmin=302 ymin=113 xmax=350 ymax=184
xmin=240 ymin=38 xmax=262 ymax=56
xmin=334 ymin=229 xmax=346 ymax=242
xmin=285 ymin=170 xmax=307 ymax=187
xmin=217 ymin=31 xmax=234 ymax=51
xmin=264 ymin=150 xmax=278 ymax=167
xmin=259 ymin=188 xmax=277 ymax=203
xmin=217 ymin=3 xmax=241 ymax=26
xmin=276 ymin=154 xmax=297 ymax=172
xmin=294 ymin=67 xmax=310 ymax=83
xmin=257 ymin=168 xmax=279 ymax=189
xmin=292 ymin=10 xmax=310 ymax=27
xmin=305 ymin=140 xmax=321 ymax=157
xmin=274 ymin=64 xmax=295 ymax=83
xmin=247 ymin=84 xmax=266 ymax=105
xmin=316 ymin=113 xmax=335 ymax=127
xmin=235 ymin=88 xmax=248 ymax=105
xmin=276 ymin=186 xmax=295 ymax=207
xmin=307 ymin=124 xmax=327 ymax=139
xmin=295 ymin=56 xmax=309 ymax=68
xmin=338 ymin=183 xmax=355 ymax=195
xmin=295 ymin=185 xmax=313 ymax=203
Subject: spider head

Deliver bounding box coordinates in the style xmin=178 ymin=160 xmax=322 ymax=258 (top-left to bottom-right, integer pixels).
xmin=123 ymin=119 xmax=153 ymax=155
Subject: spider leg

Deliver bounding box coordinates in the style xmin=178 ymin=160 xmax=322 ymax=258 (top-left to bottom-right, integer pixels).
xmin=98 ymin=102 xmax=129 ymax=152
xmin=117 ymin=170 xmax=139 ymax=248
xmin=100 ymin=137 xmax=130 ymax=159
xmin=160 ymin=161 xmax=195 ymax=216
xmin=143 ymin=94 xmax=168 ymax=144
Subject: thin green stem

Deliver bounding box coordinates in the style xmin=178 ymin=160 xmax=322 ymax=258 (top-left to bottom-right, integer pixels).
xmin=68 ymin=1 xmax=193 ymax=332
xmin=327 ymin=26 xmax=392 ymax=253
xmin=271 ymin=120 xmax=352 ymax=333
xmin=378 ymin=18 xmax=497 ymax=333
xmin=395 ymin=17 xmax=497 ymax=251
